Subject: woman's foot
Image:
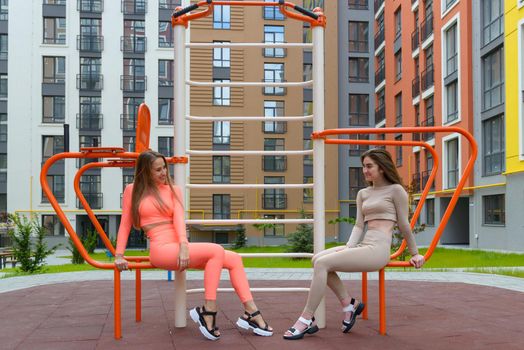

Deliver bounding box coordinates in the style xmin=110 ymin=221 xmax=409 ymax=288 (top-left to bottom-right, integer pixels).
xmin=283 ymin=317 xmax=319 ymax=340
xmin=236 ymin=310 xmax=273 ymax=336
xmin=341 ymin=298 xmax=365 ymax=333
xmin=189 ymin=306 xmax=221 ymax=340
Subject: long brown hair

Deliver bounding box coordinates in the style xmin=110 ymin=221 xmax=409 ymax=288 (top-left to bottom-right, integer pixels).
xmin=130 ymin=150 xmax=181 ymax=228
xmin=360 ymin=148 xmax=404 ymax=187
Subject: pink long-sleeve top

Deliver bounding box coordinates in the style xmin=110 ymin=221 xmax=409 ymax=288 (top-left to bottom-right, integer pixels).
xmin=115 ymin=183 xmax=188 ymax=255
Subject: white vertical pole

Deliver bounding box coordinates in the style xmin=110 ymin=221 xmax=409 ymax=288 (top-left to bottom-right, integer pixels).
xmin=312 ymin=24 xmax=326 ymax=328
xmin=173 ymin=23 xmax=187 ymax=328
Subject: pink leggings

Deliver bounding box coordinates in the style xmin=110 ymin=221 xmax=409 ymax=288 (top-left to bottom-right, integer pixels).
xmin=147 ymin=224 xmax=253 ymax=303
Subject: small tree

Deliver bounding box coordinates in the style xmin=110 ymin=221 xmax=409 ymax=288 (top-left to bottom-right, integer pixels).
xmin=233 ymin=225 xmax=247 ymax=249
xmin=8 ymin=213 xmax=59 ymax=273
xmin=286 ymin=210 xmax=313 ymax=254
xmin=83 ymin=228 xmax=98 ymax=254
xmin=68 ymin=237 xmax=85 ymax=264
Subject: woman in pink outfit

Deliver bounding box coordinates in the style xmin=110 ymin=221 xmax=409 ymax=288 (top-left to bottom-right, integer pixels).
xmin=115 ymin=150 xmax=272 ymax=340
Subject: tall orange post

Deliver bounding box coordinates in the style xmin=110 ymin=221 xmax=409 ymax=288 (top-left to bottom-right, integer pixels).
xmin=362 ymin=272 xmax=368 ymax=320
xmin=114 ymin=269 xmax=122 ymax=339
xmin=378 ymin=269 xmax=386 ymax=335
xmin=136 ymin=270 xmax=142 ymax=322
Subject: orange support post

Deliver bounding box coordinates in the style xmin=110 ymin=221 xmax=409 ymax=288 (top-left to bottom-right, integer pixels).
xmin=136 ymin=270 xmax=142 ymax=322
xmin=378 ymin=269 xmax=386 ymax=335
xmin=114 ymin=269 xmax=122 ymax=340
xmin=362 ymin=272 xmax=368 ymax=320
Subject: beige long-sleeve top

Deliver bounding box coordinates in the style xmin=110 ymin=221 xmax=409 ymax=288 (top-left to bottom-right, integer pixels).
xmin=347 ymin=183 xmax=419 ymax=256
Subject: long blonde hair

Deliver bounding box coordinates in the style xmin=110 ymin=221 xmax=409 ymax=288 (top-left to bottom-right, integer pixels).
xmin=131 ymin=150 xmax=181 ymax=228
xmin=360 ymin=148 xmax=404 ymax=187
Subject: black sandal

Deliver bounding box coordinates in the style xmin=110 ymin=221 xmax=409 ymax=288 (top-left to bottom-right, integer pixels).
xmin=342 ymin=298 xmax=365 ymax=333
xmin=236 ymin=310 xmax=273 ymax=336
xmin=189 ymin=306 xmax=220 ymax=340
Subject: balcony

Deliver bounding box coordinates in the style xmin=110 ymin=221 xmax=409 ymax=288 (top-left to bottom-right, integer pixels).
xmin=76 ymin=113 xmax=103 ymax=131
xmin=412 ymin=75 xmax=420 ymax=98
xmin=420 ymin=13 xmax=433 ymax=43
xmin=421 ymin=65 xmax=434 ymax=91
xmin=120 ymin=75 xmax=147 ymax=92
xmin=77 ymin=193 xmax=103 ymax=209
xmin=263 ymin=121 xmax=287 ymax=134
xmin=262 ymin=193 xmax=287 ymax=210
xmin=411 ymin=27 xmax=419 ymax=51
xmin=374 ymin=28 xmax=385 ymax=50
xmin=77 ymin=35 xmax=104 ymax=52
xmin=120 ymin=36 xmax=147 ymax=54
xmin=374 ymin=0 xmax=384 ymax=12
xmin=420 ymin=116 xmax=435 ymax=140
xmin=421 ymin=169 xmax=435 ymax=190
xmin=121 ymin=0 xmax=147 ymax=15
xmin=120 ymin=114 xmax=137 ymax=131
xmin=375 ymin=105 xmax=385 ymax=124
xmin=159 ymin=0 xmax=180 ymax=10
xmin=77 ymin=0 xmax=103 ymax=13
xmin=77 ymin=74 xmax=103 ymax=91
xmin=411 ymin=172 xmax=421 ymax=191
xmin=374 ymin=66 xmax=385 ymax=87
xmin=262 ymin=156 xmax=287 ymax=172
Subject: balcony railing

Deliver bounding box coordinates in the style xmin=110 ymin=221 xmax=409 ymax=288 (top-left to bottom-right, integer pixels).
xmin=120 ymin=114 xmax=137 ymax=131
xmin=77 ymin=74 xmax=103 ymax=91
xmin=43 ymin=36 xmax=66 ymax=45
xmin=262 ymin=193 xmax=287 ymax=210
xmin=77 ymin=35 xmax=104 ymax=52
xmin=120 ymin=36 xmax=147 ymax=53
xmin=121 ymin=0 xmax=147 ymax=15
xmin=421 ymin=169 xmax=435 ymax=190
xmin=262 ymin=156 xmax=287 ymax=172
xmin=77 ymin=0 xmax=103 ymax=13
xmin=375 ymin=66 xmax=385 ymax=86
xmin=42 ymin=115 xmax=65 ymax=124
xmin=159 ymin=0 xmax=180 ymax=10
xmin=421 ymin=65 xmax=434 ymax=91
xmin=374 ymin=28 xmax=385 ymax=49
xmin=263 ymin=121 xmax=287 ymax=134
xmin=412 ymin=75 xmax=420 ymax=98
xmin=420 ymin=13 xmax=433 ymax=43
xmin=420 ymin=116 xmax=435 ymax=140
xmin=77 ymin=193 xmax=103 ymax=209
xmin=76 ymin=113 xmax=103 ymax=131
xmin=411 ymin=172 xmax=421 ymax=191
xmin=348 ymin=0 xmax=368 ymax=10
xmin=411 ymin=27 xmax=419 ymax=51
xmin=374 ymin=0 xmax=385 ymax=12
xmin=375 ymin=105 xmax=385 ymax=124
xmin=120 ymin=75 xmax=147 ymax=92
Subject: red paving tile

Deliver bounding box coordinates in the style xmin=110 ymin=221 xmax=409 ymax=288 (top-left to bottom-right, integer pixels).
xmin=0 ymin=279 xmax=523 ymax=349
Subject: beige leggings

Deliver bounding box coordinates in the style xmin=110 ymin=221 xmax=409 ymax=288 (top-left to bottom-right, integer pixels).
xmin=304 ymin=229 xmax=392 ymax=315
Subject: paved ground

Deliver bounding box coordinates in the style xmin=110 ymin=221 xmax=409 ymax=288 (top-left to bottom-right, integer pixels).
xmin=1 ymin=278 xmax=523 ymax=350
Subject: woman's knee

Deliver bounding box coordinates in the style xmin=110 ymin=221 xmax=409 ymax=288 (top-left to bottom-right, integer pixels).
xmin=313 ymin=256 xmax=330 ymax=271
xmin=224 ymin=250 xmax=243 ymax=269
xmin=207 ymin=243 xmax=225 ymax=259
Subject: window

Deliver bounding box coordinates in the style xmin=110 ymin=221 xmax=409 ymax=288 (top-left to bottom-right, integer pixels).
xmin=395 ymin=135 xmax=403 ymax=167
xmin=79 ymin=97 xmax=102 ymax=130
xmin=0 ymin=124 xmax=6 ymax=143
xmin=43 ymin=17 xmax=66 ymax=44
xmin=213 ymin=194 xmax=230 ymax=219
xmin=79 ymin=18 xmax=102 ymax=52
xmin=42 ymin=215 xmax=65 ymax=236
xmin=348 ymin=57 xmax=369 ymax=83
xmin=348 ymin=134 xmax=369 ymax=156
xmin=482 ymin=47 xmax=504 ymax=111
xmin=42 ymin=135 xmax=64 ymax=162
xmin=158 ymin=59 xmax=174 ymax=86
xmin=158 ymin=136 xmax=174 ymax=156
xmin=264 ymin=63 xmax=285 ymax=95
xmin=263 ymin=215 xmax=284 ymax=236
xmin=122 ymin=58 xmax=146 ymax=92
xmin=482 ymin=0 xmax=503 ymax=46
xmin=43 ymin=56 xmax=65 ymax=83
xmin=263 ymin=0 xmax=284 ymax=19
xmin=79 ymin=175 xmax=102 ymax=209
xmin=303 ymin=176 xmax=313 ymax=202
xmin=78 ymin=0 xmax=104 ymax=13
xmin=425 ymin=44 xmax=433 ymax=67
xmin=263 ymin=177 xmax=286 ymax=209
xmin=443 ymin=0 xmax=457 ymax=12
xmin=348 ymin=0 xmax=368 ymax=10
xmin=483 ymin=115 xmax=505 ymax=175
xmin=121 ymin=0 xmax=147 ymax=15
xmin=43 ymin=175 xmax=65 ymax=203
xmin=213 ymin=4 xmax=231 ymax=29
xmin=394 ymin=8 xmax=402 ymax=39
xmin=122 ymin=97 xmax=142 ymax=130
xmin=213 ymin=156 xmax=231 ymax=183
xmin=263 ymin=138 xmax=286 ymax=171
xmin=425 ymin=198 xmax=435 ymax=226
xmin=395 ymin=93 xmax=402 ymax=126
xmin=483 ymin=194 xmax=505 ymax=225
xmin=445 ymin=23 xmax=458 ymax=77
xmin=0 ymin=74 xmax=6 ymax=99
xmin=395 ymin=50 xmax=402 ymax=81
xmin=213 ymin=42 xmax=230 ymax=67
xmin=158 ymin=98 xmax=173 ymax=125
xmin=123 ymin=174 xmax=134 ymax=190
xmin=445 ymin=80 xmax=458 ymax=122
xmin=213 ymin=121 xmax=230 ymax=145
xmin=79 ymin=57 xmax=102 ymax=90
xmin=79 ymin=135 xmax=101 ymax=150
xmin=0 ymin=0 xmax=7 ymax=20
xmin=43 ymin=96 xmax=65 ymax=123
xmin=123 ymin=136 xmax=136 ymax=152
xmin=264 ymin=101 xmax=286 ymax=133
xmin=158 ymin=21 xmax=173 ymax=48
xmin=303 ymin=138 xmax=313 ymax=166
xmin=122 ymin=20 xmax=146 ymax=53
xmin=264 ymin=26 xmax=285 ymax=57
xmin=213 ymin=79 xmax=231 ymax=106
xmin=348 ymin=94 xmax=369 ymax=126
xmin=348 ymin=21 xmax=368 ymax=52
xmin=0 ymin=35 xmax=7 ymax=60
xmin=349 ymin=167 xmax=366 ymax=199
xmin=445 ymin=138 xmax=459 ymax=188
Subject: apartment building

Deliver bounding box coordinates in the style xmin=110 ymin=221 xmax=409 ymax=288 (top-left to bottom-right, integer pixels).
xmin=0 ymin=0 xmax=6 ymax=222
xmin=6 ymin=0 xmax=339 ymax=248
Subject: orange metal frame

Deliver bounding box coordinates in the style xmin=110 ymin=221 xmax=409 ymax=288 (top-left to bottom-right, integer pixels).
xmin=312 ymin=126 xmax=478 ymax=335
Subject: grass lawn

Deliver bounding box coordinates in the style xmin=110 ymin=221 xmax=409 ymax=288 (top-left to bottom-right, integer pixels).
xmin=1 ymin=245 xmax=523 ymax=277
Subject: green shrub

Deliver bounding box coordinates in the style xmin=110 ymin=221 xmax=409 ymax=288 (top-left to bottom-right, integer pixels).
xmin=286 ymin=211 xmax=313 ymax=254
xmin=233 ymin=225 xmax=247 ymax=249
